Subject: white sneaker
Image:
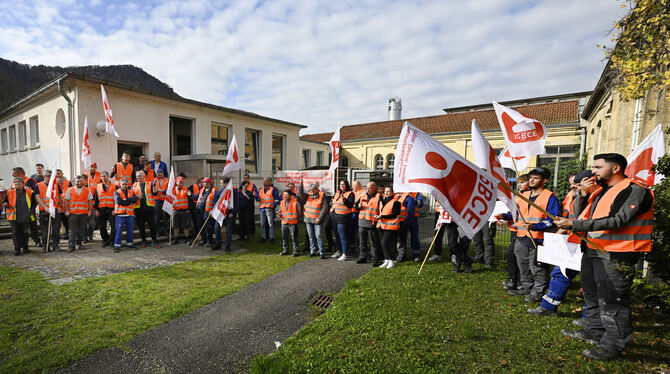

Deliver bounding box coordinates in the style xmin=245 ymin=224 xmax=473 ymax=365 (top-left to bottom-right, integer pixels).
xmin=386 ymin=260 xmax=395 ymax=269
xmin=381 ymin=259 xmax=389 ymax=268
xmin=337 ymin=254 xmax=347 ymax=261
xmin=331 ymin=251 xmax=342 ymax=259
xmin=428 ymin=255 xmax=442 ymax=262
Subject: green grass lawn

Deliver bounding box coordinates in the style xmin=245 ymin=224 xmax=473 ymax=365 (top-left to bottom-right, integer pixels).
xmin=251 ymin=261 xmax=670 ymax=373
xmin=0 ymin=237 xmax=308 ymax=373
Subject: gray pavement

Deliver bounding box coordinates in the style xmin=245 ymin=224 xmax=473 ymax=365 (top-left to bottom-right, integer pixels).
xmin=55 ymin=257 xmax=371 ymax=374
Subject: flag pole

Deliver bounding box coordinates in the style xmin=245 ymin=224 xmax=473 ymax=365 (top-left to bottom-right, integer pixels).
xmin=418 ymin=223 xmax=442 ymax=275
xmin=190 ymin=214 xmax=212 ymax=248
xmin=45 ymin=215 xmax=52 ymax=253
xmin=509 ymin=157 xmax=537 ymax=249
xmin=498 ymin=183 xmax=603 ymax=251
xmin=169 ymin=215 xmax=173 ymax=246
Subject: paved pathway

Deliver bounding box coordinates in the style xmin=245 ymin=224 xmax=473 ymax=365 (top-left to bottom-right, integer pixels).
xmin=55 ymin=258 xmax=371 ymax=373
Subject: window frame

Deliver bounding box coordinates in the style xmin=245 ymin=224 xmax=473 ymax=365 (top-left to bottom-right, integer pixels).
xmin=8 ymin=124 xmax=16 ymax=152
xmin=272 ymin=134 xmax=285 ymax=174
xmin=374 ymin=154 xmax=384 ymax=169
xmin=244 ymin=129 xmax=260 ymax=175
xmin=210 ymin=122 xmax=229 ymax=156
xmin=29 ymin=116 xmax=39 ymax=148
xmin=1 ymin=128 xmax=7 ymax=154
xmin=18 ymin=121 xmax=27 ymax=150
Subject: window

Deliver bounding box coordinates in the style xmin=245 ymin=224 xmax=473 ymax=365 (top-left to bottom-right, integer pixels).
xmin=303 ymin=149 xmax=311 ymax=169
xmin=341 ymin=156 xmax=348 ymax=168
xmin=272 ymin=134 xmax=284 ymax=173
xmin=29 ymin=116 xmax=39 ymax=146
xmin=18 ymin=121 xmax=27 ymax=150
xmin=386 ymin=154 xmax=395 ymax=169
xmin=170 ymin=116 xmax=193 ymax=156
xmin=1 ymin=128 xmax=7 ymax=153
xmin=537 ymin=145 xmax=578 ymax=167
xmin=316 ymin=151 xmax=324 ymax=166
xmin=211 ymin=123 xmax=228 ymax=155
xmin=375 ymin=154 xmax=384 ymax=169
xmin=245 ymin=130 xmax=259 ymax=174
xmin=8 ymin=125 xmax=16 ymax=152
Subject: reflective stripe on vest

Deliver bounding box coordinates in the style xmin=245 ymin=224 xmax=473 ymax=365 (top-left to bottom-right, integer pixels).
xmin=280 ymin=197 xmax=299 ymax=224
xmin=133 ymin=182 xmax=155 ymax=208
xmin=516 ymin=189 xmax=554 ymax=240
xmin=331 ymin=190 xmax=353 ymax=215
xmin=259 ymin=186 xmax=276 ymax=208
xmin=114 ymin=189 xmax=135 ymax=216
xmin=114 ymin=162 xmax=134 ymax=182
xmin=97 ymin=182 xmax=117 ymax=208
xmin=585 ymin=178 xmax=653 ymax=252
xmin=173 ymin=187 xmax=189 ymax=210
xmin=5 ymin=189 xmax=35 ymax=221
xmin=378 ymin=197 xmax=400 ymax=230
xmin=562 ymin=192 xmax=576 ymax=218
xmin=304 ymin=191 xmax=324 ymax=220
xmin=67 ymin=187 xmax=90 ymax=215
xmin=357 ymin=192 xmax=380 ymax=224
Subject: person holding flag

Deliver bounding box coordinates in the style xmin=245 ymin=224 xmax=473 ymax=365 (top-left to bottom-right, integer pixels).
xmin=194 ymin=177 xmax=217 ymax=247
xmin=210 ymin=177 xmax=237 ymax=252
xmin=238 ymin=173 xmax=258 ymax=241
xmin=36 ymin=170 xmax=63 ymax=252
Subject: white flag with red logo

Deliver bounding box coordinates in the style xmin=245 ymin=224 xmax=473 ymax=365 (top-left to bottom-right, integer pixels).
xmin=493 ymin=101 xmax=546 ymax=157
xmin=212 ymin=180 xmax=234 ymax=226
xmin=327 ymin=127 xmax=341 ymax=176
xmin=471 ymin=119 xmax=516 ymax=220
xmin=101 ymin=85 xmax=119 ymax=137
xmin=394 ymin=122 xmax=498 ymax=238
xmin=81 ymin=115 xmax=92 ymax=169
xmin=499 ymin=145 xmax=530 ymax=172
xmin=223 ymin=134 xmax=242 ymax=176
xmin=46 ymin=171 xmax=58 ymax=218
xmin=162 ymin=167 xmax=176 ymax=216
xmin=626 ymin=124 xmax=665 ymax=186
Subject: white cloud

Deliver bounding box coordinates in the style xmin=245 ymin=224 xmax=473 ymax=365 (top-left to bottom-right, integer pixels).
xmin=0 ymin=0 xmax=627 ymax=133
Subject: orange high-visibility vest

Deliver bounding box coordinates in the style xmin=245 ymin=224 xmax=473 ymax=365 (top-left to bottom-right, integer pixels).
xmin=280 ymin=197 xmax=299 ymax=224
xmin=330 ymin=190 xmax=353 ymax=215
xmin=562 ymin=191 xmax=576 ymax=218
xmin=516 ymin=189 xmax=554 ymax=240
xmin=357 ymin=192 xmax=380 ymax=225
xmin=509 ymin=195 xmax=524 ymax=233
xmin=132 ymin=182 xmax=155 ymax=208
xmin=113 ymin=189 xmax=135 ymax=216
xmin=59 ymin=179 xmax=70 ymax=190
xmin=5 ymin=188 xmax=35 ymax=221
xmin=196 ymin=187 xmax=218 ymax=212
xmin=397 ymin=193 xmax=410 ymax=222
xmin=304 ymin=191 xmax=325 ymax=221
xmin=378 ymin=196 xmax=400 ymax=230
xmin=114 ymin=162 xmax=134 ymax=183
xmin=96 ymin=182 xmax=117 ymax=208
xmin=66 ymin=186 xmax=90 ymax=215
xmin=88 ymin=171 xmax=102 ymax=188
xmin=583 ymin=178 xmax=653 ymax=252
xmin=259 ymin=186 xmax=276 ymax=209
xmin=152 ymin=177 xmax=169 ymax=201
xmin=142 ymin=169 xmax=155 ymax=183
xmin=173 ymin=187 xmax=189 ymax=210
xmin=37 ymin=181 xmax=60 ymax=211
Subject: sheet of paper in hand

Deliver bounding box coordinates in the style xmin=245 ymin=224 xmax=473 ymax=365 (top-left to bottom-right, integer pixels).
xmin=537 ymin=233 xmax=582 ymax=273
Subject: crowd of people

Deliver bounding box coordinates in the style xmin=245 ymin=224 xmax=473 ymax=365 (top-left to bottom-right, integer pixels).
xmin=1 ymin=151 xmax=653 ymax=360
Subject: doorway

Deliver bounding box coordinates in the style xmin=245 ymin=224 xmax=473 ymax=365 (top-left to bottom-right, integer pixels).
xmin=117 ymin=142 xmax=145 ymax=165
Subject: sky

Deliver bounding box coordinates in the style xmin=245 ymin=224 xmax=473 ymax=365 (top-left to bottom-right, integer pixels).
xmin=0 ymin=0 xmax=627 ymax=134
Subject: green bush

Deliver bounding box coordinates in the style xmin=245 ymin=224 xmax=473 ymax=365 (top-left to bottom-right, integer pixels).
xmin=648 ymin=127 xmax=670 ymax=282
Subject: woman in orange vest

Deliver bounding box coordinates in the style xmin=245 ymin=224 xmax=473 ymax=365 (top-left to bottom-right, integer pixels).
xmin=555 ymin=153 xmax=654 ymax=361
xmin=330 ymin=180 xmax=355 ymax=261
xmin=278 ymin=190 xmax=302 ymax=256
xmin=300 ymin=182 xmax=328 ymax=258
xmin=113 ymin=178 xmax=138 ymax=252
xmin=375 ymin=186 xmax=401 ymax=269
xmin=4 ymin=177 xmax=38 ymax=255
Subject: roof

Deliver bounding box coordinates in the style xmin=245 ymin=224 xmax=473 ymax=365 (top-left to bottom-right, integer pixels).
xmin=443 ymin=91 xmax=591 ymax=113
xmin=0 ymin=72 xmax=307 ymax=129
xmin=581 ymin=61 xmax=616 ymax=120
xmin=301 ymin=100 xmax=581 ymax=143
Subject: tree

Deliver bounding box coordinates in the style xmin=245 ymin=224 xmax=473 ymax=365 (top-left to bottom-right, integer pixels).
xmin=603 ymin=0 xmax=670 ymax=101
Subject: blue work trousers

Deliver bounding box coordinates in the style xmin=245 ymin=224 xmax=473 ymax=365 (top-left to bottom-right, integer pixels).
xmin=114 ymin=215 xmax=135 ymax=247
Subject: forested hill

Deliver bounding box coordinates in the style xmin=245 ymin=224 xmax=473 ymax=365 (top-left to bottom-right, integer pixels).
xmin=0 ymin=58 xmax=180 ymax=110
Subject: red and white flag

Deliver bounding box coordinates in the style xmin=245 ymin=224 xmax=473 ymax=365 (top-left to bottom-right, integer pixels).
xmin=81 ymin=115 xmax=92 ymax=169
xmin=626 ymin=124 xmax=666 ymax=186
xmin=493 ymin=101 xmax=546 ymax=157
xmin=223 ymin=134 xmax=242 ymax=176
xmin=212 ymin=180 xmax=234 ymax=226
xmin=499 ymin=145 xmax=530 ymax=172
xmin=394 ymin=122 xmax=498 ymax=238
xmin=101 ymin=85 xmax=119 ymax=137
xmin=327 ymin=127 xmax=341 ymax=176
xmin=162 ymin=167 xmax=176 ymax=216
xmin=46 ymin=171 xmax=58 ymax=218
xmin=435 ymin=205 xmax=452 ymax=230
xmin=471 ymin=119 xmax=516 ymax=220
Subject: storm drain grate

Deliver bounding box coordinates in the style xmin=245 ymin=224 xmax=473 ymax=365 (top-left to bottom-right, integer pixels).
xmin=309 ymin=293 xmax=334 ymax=309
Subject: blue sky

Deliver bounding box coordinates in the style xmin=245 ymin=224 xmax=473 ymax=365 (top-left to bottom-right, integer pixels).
xmin=0 ymin=0 xmax=627 ymax=134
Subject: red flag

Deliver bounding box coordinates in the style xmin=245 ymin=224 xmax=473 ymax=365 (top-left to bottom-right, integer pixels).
xmin=223 ymin=134 xmax=242 ymax=176
xmin=493 ymin=101 xmax=546 ymax=157
xmin=212 ymin=180 xmax=234 ymax=226
xmin=499 ymin=145 xmax=530 ymax=171
xmin=101 ymin=85 xmax=119 ymax=137
xmin=81 ymin=116 xmax=91 ymax=169
xmin=626 ymin=124 xmax=665 ymax=186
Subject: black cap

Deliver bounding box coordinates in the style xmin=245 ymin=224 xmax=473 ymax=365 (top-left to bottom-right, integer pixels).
xmin=573 ymin=170 xmax=594 ymax=183
xmin=528 ymin=167 xmax=551 ymax=180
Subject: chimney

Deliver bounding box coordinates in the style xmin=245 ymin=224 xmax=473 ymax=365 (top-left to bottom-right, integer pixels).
xmin=388 ymin=97 xmax=402 ymax=120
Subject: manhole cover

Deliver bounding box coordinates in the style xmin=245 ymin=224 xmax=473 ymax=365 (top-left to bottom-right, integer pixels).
xmin=309 ymin=293 xmax=334 ymax=309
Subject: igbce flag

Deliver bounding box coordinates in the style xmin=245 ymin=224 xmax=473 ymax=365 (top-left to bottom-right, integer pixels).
xmin=493 ymin=101 xmax=546 ymax=157
xmin=222 ymin=134 xmax=242 ymax=176
xmin=162 ymin=167 xmax=176 ymax=216
xmin=471 ymin=119 xmax=516 ymax=220
xmin=327 ymin=127 xmax=341 ymax=177
xmin=499 ymin=145 xmax=530 ymax=172
xmin=394 ymin=122 xmax=498 ymax=238
xmin=626 ymin=124 xmax=665 ymax=186
xmin=46 ymin=169 xmax=58 ymax=218
xmin=212 ymin=180 xmax=234 ymax=226
xmin=101 ymin=85 xmax=119 ymax=137
xmin=81 ymin=116 xmax=92 ymax=169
